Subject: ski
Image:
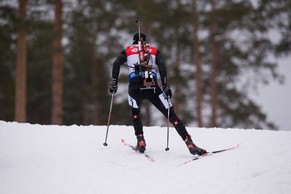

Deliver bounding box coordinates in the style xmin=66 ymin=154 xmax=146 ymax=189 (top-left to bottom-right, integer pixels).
xmin=177 ymin=144 xmax=239 ymax=167
xmin=121 ymin=139 xmax=155 ymax=162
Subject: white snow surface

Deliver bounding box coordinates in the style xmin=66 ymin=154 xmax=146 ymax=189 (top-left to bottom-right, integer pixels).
xmin=1 ymin=120 xmax=291 ymax=194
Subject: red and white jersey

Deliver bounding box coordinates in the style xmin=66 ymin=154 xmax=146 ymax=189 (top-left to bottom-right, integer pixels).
xmin=125 ymin=44 xmax=157 ymax=80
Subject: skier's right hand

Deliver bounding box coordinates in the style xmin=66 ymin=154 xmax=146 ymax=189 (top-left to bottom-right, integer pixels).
xmin=109 ymin=78 xmax=118 ymax=94
xmin=163 ymin=84 xmax=172 ymax=98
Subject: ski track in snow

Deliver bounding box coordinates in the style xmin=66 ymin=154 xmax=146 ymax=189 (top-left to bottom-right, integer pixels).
xmin=0 ymin=121 xmax=291 ymax=194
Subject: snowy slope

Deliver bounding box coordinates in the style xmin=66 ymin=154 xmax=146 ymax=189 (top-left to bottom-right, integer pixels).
xmin=0 ymin=120 xmax=291 ymax=194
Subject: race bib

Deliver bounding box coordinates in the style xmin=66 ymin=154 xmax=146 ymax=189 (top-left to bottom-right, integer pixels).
xmin=128 ymin=95 xmax=139 ymax=108
xmin=159 ymin=93 xmax=172 ymax=109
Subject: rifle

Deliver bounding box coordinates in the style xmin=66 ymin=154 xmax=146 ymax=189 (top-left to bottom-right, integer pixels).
xmin=135 ymin=17 xmax=155 ymax=88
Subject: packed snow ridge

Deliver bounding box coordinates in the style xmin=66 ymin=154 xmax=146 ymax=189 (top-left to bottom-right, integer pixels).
xmin=1 ymin=121 xmax=291 ymax=194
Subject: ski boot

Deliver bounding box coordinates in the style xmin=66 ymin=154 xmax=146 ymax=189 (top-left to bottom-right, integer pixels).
xmin=185 ymin=135 xmax=207 ymax=156
xmin=136 ymin=134 xmax=146 ymax=153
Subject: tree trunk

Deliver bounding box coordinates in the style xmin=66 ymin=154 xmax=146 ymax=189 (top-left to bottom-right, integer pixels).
xmin=174 ymin=39 xmax=181 ymax=114
xmin=192 ymin=0 xmax=203 ymax=127
xmin=15 ymin=0 xmax=27 ymax=123
xmin=51 ymin=0 xmax=63 ymax=124
xmin=91 ymin=46 xmax=100 ymax=125
xmin=209 ymin=0 xmax=217 ymax=127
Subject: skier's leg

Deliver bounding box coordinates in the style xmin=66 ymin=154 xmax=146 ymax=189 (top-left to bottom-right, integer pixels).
xmin=148 ymin=89 xmax=189 ymax=140
xmin=131 ymin=107 xmax=143 ymax=136
xmin=131 ymin=107 xmax=146 ymax=153
xmin=128 ymin=91 xmax=143 ymax=135
xmin=128 ymin=91 xmax=146 ymax=152
xmin=149 ymin=89 xmax=206 ymax=155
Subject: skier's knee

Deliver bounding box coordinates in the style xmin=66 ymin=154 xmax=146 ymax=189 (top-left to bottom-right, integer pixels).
xmin=170 ymin=116 xmax=181 ymax=127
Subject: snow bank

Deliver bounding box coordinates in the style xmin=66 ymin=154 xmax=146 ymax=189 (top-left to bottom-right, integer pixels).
xmin=0 ymin=121 xmax=291 ymax=194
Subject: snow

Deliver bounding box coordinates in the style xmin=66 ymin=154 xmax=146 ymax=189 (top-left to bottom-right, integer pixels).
xmin=1 ymin=121 xmax=291 ymax=194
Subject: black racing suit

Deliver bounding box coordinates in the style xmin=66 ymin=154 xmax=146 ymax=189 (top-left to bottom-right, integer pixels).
xmin=111 ymin=49 xmax=190 ymax=141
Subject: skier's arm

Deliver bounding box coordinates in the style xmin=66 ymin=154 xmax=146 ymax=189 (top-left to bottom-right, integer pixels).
xmin=156 ymin=50 xmax=167 ymax=86
xmin=156 ymin=50 xmax=172 ymax=98
xmin=110 ymin=50 xmax=127 ymax=94
xmin=112 ymin=50 xmax=127 ymax=80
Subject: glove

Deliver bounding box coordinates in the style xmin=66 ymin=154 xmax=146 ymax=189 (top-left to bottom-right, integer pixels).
xmin=109 ymin=78 xmax=118 ymax=94
xmin=163 ymin=85 xmax=172 ymax=98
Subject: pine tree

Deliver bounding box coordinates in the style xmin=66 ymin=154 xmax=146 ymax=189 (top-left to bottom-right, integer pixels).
xmin=0 ymin=2 xmax=17 ymax=121
xmin=63 ymin=0 xmax=116 ymax=125
xmin=199 ymin=0 xmax=289 ymax=129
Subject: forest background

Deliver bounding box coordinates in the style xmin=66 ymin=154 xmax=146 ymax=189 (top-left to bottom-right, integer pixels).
xmin=0 ymin=0 xmax=290 ymax=130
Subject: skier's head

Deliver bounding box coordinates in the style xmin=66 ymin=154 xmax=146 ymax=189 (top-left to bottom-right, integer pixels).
xmin=133 ymin=32 xmax=146 ymax=44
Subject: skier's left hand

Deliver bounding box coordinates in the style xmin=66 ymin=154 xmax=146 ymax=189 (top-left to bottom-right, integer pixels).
xmin=109 ymin=78 xmax=118 ymax=94
xmin=163 ymin=85 xmax=172 ymax=98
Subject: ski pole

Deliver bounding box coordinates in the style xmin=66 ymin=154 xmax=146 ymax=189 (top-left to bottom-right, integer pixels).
xmin=165 ymin=97 xmax=170 ymax=151
xmin=103 ymin=93 xmax=114 ymax=146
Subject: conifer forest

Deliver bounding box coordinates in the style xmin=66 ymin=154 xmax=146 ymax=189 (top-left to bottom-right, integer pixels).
xmin=1 ymin=0 xmax=290 ymax=130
